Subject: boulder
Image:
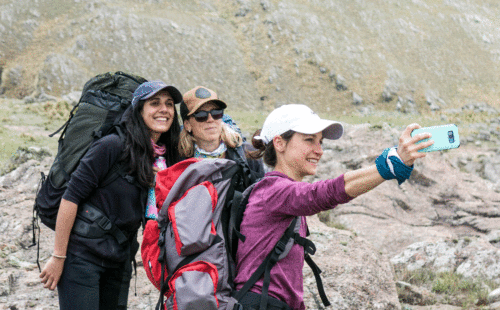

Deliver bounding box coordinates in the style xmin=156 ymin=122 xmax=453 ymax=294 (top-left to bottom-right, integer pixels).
xmin=396 ymin=95 xmax=419 ymax=114
xmin=4 ymin=65 xmax=23 ymax=87
xmin=303 ymin=216 xmax=401 ymax=310
xmin=489 ymin=288 xmax=500 ymax=304
xmin=352 ymin=92 xmax=363 ymax=105
xmin=396 ymin=281 xmax=436 ymax=305
xmin=335 ymin=74 xmax=348 ymax=91
xmin=425 ymin=89 xmax=446 ymax=111
xmin=391 ymin=238 xmax=500 ymax=283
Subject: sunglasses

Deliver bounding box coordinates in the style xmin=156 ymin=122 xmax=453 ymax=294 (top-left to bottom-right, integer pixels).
xmin=192 ymin=109 xmax=224 ymax=122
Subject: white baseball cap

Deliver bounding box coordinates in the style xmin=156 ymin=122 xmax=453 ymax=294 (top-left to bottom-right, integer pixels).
xmin=255 ymin=104 xmax=344 ymax=144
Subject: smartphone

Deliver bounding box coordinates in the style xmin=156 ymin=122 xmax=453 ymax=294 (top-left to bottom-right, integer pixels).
xmin=411 ymin=124 xmax=460 ymax=152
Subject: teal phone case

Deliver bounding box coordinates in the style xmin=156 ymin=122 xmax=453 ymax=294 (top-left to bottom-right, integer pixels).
xmin=411 ymin=124 xmax=460 ymax=152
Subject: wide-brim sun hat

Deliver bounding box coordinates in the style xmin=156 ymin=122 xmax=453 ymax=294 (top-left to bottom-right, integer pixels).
xmin=254 ymin=104 xmax=344 ymax=144
xmin=131 ymin=80 xmax=183 ymax=107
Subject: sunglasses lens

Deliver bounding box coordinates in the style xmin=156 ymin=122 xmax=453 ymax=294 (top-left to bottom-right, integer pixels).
xmin=193 ymin=109 xmax=224 ymax=122
xmin=193 ymin=110 xmax=208 ymax=122
xmin=211 ymin=110 xmax=224 ymax=120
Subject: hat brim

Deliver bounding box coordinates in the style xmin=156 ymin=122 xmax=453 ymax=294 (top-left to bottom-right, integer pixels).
xmin=186 ymin=99 xmax=227 ymax=116
xmin=293 ymin=119 xmax=344 ymax=140
xmin=143 ymin=86 xmax=183 ymax=104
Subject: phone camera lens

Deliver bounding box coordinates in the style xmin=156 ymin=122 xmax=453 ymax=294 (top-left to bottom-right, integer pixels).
xmin=448 ymin=131 xmax=455 ymax=143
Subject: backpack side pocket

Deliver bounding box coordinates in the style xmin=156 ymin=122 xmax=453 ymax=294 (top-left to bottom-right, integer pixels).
xmin=141 ymin=220 xmax=164 ymax=292
xmin=165 ymin=261 xmax=219 ymax=310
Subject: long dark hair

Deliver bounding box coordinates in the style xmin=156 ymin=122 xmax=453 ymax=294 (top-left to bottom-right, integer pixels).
xmin=121 ymin=100 xmax=181 ymax=188
xmin=248 ymin=129 xmax=295 ymax=167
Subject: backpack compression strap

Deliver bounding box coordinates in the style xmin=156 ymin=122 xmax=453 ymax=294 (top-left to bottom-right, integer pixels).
xmin=72 ymin=203 xmax=128 ymax=245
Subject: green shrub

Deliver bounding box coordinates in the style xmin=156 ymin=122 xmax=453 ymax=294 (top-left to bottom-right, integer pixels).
xmin=395 ymin=267 xmax=494 ymax=309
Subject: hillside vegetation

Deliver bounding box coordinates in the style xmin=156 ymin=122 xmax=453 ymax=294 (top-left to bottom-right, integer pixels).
xmin=0 ymin=0 xmax=499 ymax=118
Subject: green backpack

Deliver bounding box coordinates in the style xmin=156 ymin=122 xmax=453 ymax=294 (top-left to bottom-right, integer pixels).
xmin=33 ymin=71 xmax=147 ymax=231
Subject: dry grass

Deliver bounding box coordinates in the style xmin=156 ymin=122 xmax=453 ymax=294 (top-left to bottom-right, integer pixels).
xmin=0 ymin=99 xmax=65 ymax=168
xmin=394 ymin=266 xmax=496 ymax=309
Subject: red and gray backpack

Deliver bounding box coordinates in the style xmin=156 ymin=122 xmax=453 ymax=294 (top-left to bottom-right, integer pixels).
xmin=141 ymin=158 xmax=330 ymax=310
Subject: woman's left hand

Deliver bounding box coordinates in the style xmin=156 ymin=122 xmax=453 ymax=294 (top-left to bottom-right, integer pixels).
xmin=153 ymin=166 xmax=160 ymax=176
xmin=397 ymin=123 xmax=434 ymax=166
xmin=40 ymin=256 xmax=65 ymax=290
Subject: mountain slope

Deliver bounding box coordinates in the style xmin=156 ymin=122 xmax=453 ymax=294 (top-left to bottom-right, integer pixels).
xmin=0 ymin=0 xmax=498 ymax=115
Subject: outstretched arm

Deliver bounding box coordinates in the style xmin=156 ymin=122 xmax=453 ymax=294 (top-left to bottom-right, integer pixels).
xmin=344 ymin=123 xmax=432 ymax=198
xmin=344 ymin=165 xmax=384 ymax=198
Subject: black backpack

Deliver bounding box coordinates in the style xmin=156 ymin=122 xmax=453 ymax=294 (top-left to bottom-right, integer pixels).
xmin=32 ymin=72 xmax=147 ymax=260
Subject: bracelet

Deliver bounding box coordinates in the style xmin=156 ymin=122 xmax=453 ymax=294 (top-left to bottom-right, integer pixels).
xmin=375 ymin=148 xmax=395 ymax=181
xmin=376 ymin=147 xmax=413 ymax=185
xmin=52 ymin=253 xmax=67 ymax=259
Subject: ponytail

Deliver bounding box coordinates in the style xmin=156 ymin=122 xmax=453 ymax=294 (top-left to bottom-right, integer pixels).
xmin=247 ymin=129 xmax=295 ymax=167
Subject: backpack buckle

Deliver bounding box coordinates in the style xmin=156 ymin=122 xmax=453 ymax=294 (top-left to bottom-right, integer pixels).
xmin=275 ymin=240 xmax=286 ymax=255
xmin=124 ymin=175 xmax=135 ymax=184
xmin=96 ymin=216 xmax=112 ymax=231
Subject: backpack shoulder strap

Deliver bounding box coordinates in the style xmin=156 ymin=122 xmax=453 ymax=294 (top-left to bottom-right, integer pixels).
xmin=234 ymin=215 xmax=330 ymax=309
xmin=232 ymin=174 xmax=332 ymax=308
xmin=228 ymin=182 xmax=258 ymax=261
xmin=282 ymin=218 xmax=330 ymax=307
xmin=74 ymin=129 xmax=148 ymax=242
xmin=233 ymin=217 xmax=299 ymax=304
xmin=226 ymin=147 xmax=254 ymax=186
xmin=99 ymin=127 xmax=140 ymax=188
xmin=304 ymin=253 xmax=330 ymax=307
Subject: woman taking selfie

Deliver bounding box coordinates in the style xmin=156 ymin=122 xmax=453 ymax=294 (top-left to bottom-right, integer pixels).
xmin=40 ymin=80 xmax=183 ymax=309
xmin=233 ymin=104 xmax=433 ymax=310
xmin=178 ymin=86 xmax=264 ymax=180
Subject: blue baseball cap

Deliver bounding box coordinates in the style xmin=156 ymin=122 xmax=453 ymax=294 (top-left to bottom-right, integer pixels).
xmin=131 ymin=80 xmax=183 ymax=107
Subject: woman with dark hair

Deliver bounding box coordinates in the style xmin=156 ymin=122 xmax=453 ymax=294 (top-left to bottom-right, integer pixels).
xmin=234 ymin=104 xmax=433 ymax=310
xmin=122 ymin=85 xmax=181 ymax=185
xmin=39 ymin=80 xmax=183 ymax=310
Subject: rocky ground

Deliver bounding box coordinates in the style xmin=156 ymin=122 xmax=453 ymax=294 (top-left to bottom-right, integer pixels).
xmin=1 ymin=120 xmax=500 ymax=309
xmin=1 ymin=0 xmax=499 ymax=308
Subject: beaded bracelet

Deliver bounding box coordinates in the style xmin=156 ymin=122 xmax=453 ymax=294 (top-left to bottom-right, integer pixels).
xmin=52 ymin=253 xmax=67 ymax=259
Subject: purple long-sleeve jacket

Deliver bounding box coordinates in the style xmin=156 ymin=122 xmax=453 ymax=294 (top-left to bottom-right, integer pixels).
xmin=234 ymin=171 xmax=353 ymax=310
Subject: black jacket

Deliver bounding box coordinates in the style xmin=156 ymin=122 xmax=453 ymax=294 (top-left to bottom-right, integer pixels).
xmin=63 ymin=134 xmax=143 ymax=267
